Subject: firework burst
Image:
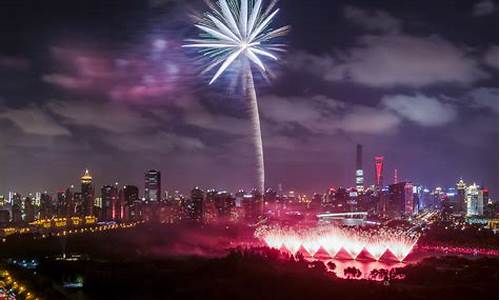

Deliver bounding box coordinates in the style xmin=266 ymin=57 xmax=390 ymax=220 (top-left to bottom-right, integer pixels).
xmin=255 ymin=225 xmax=420 ymax=262
xmin=184 ymin=0 xmax=289 ymax=195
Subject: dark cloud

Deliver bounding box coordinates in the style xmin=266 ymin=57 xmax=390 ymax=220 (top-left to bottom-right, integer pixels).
xmin=0 ymin=55 xmax=30 ymax=72
xmin=465 ymin=87 xmax=499 ymax=113
xmin=0 ymin=104 xmax=71 ymax=136
xmin=261 ymin=95 xmax=401 ymax=135
xmin=343 ymin=5 xmax=401 ymax=33
xmin=473 ymin=0 xmax=496 ymax=16
xmin=47 ymin=101 xmax=159 ymax=134
xmin=290 ymin=33 xmax=489 ymax=88
xmin=104 ymin=132 xmax=205 ymax=153
xmin=484 ymin=45 xmax=499 ymax=68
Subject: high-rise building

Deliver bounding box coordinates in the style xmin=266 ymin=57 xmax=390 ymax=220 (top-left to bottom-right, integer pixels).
xmin=73 ymin=192 xmax=83 ymax=216
xmin=466 ymin=183 xmax=483 ymax=216
xmin=81 ymin=169 xmax=95 ymax=216
xmin=355 ymin=144 xmax=364 ymax=193
xmin=215 ymin=191 xmax=234 ymax=217
xmin=101 ymin=185 xmax=118 ymax=220
xmin=456 ymin=179 xmax=466 ymax=214
xmin=243 ymin=189 xmax=262 ymax=222
xmin=64 ymin=186 xmax=75 ymax=217
xmin=189 ymin=187 xmax=204 ymax=223
xmin=40 ymin=193 xmax=53 ymax=219
xmin=388 ymin=181 xmax=414 ymax=217
xmin=335 ymin=187 xmax=349 ymax=212
xmin=56 ymin=191 xmax=65 ymax=217
xmin=24 ymin=197 xmax=35 ymax=222
xmin=123 ymin=185 xmax=140 ymax=206
xmin=11 ymin=193 xmax=23 ymax=223
xmin=123 ymin=185 xmax=140 ymax=220
xmin=145 ymin=169 xmax=161 ymax=202
xmin=202 ymin=189 xmax=217 ymax=223
xmin=322 ymin=188 xmax=336 ymax=210
xmin=479 ymin=187 xmax=489 ymax=216
xmin=374 ymin=156 xmax=384 ymax=191
xmin=403 ymin=182 xmax=414 ymax=215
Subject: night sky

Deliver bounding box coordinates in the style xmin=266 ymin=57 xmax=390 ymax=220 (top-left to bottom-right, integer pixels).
xmin=0 ymin=0 xmax=498 ymax=197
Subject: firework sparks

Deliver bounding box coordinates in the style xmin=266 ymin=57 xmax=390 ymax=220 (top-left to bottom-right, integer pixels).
xmin=255 ymin=225 xmax=420 ymax=262
xmin=184 ymin=0 xmax=288 ymax=194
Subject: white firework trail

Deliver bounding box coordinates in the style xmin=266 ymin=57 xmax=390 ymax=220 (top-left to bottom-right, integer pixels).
xmin=184 ymin=0 xmax=289 ymax=195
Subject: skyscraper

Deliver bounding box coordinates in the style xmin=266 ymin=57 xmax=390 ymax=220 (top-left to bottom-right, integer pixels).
xmin=56 ymin=191 xmax=65 ymax=217
xmin=189 ymin=187 xmax=204 ymax=223
xmin=388 ymin=181 xmax=414 ymax=217
xmin=24 ymin=196 xmax=35 ymax=222
xmin=11 ymin=193 xmax=22 ymax=223
xmin=215 ymin=191 xmax=234 ymax=217
xmin=145 ymin=169 xmax=161 ymax=202
xmin=466 ymin=183 xmax=483 ymax=216
xmin=355 ymin=144 xmax=364 ymax=193
xmin=123 ymin=185 xmax=140 ymax=206
xmin=374 ymin=156 xmax=384 ymax=191
xmin=456 ymin=179 xmax=466 ymax=214
xmin=101 ymin=185 xmax=118 ymax=220
xmin=480 ymin=188 xmax=489 ymax=212
xmin=64 ymin=185 xmax=75 ymax=217
xmin=124 ymin=185 xmax=140 ymax=221
xmin=81 ymin=169 xmax=94 ymax=216
xmin=40 ymin=193 xmax=53 ymax=219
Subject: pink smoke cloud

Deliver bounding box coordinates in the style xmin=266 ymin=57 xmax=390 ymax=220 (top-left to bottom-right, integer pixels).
xmin=42 ymin=40 xmax=192 ymax=103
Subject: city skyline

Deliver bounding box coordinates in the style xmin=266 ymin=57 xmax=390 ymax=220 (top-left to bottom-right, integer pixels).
xmin=0 ymin=159 xmax=492 ymax=199
xmin=0 ymin=0 xmax=498 ymax=198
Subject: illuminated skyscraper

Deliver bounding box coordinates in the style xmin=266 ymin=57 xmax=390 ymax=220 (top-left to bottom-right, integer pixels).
xmin=403 ymin=182 xmax=414 ymax=215
xmin=355 ymin=144 xmax=364 ymax=193
xmin=456 ymin=179 xmax=466 ymax=214
xmin=81 ymin=169 xmax=95 ymax=216
xmin=145 ymin=169 xmax=162 ymax=202
xmin=466 ymin=183 xmax=483 ymax=216
xmin=388 ymin=181 xmax=414 ymax=217
xmin=374 ymin=156 xmax=384 ymax=191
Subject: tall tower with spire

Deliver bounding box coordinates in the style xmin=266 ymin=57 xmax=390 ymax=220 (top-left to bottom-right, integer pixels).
xmin=81 ymin=169 xmax=95 ymax=216
xmin=355 ymin=144 xmax=364 ymax=193
xmin=374 ymin=156 xmax=384 ymax=191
